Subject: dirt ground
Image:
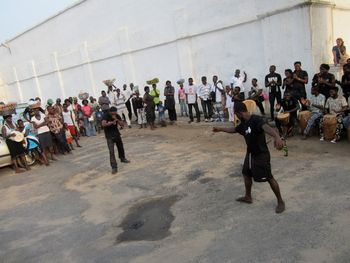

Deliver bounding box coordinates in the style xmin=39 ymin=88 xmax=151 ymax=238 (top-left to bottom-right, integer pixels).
xmin=0 ymin=118 xmax=349 ymax=263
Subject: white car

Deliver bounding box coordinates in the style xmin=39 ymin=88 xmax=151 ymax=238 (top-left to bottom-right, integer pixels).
xmin=0 ymin=135 xmax=12 ymax=168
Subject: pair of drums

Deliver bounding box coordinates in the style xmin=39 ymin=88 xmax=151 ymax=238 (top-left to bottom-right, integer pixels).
xmin=297 ymin=111 xmax=337 ymax=140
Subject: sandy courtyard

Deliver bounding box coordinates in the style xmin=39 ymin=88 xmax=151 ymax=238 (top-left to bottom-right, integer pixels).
xmin=0 ymin=119 xmax=349 ymax=263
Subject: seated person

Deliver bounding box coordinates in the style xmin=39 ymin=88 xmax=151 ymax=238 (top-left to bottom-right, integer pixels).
xmin=320 ymin=86 xmax=348 ymax=143
xmin=275 ymin=91 xmax=299 ymax=137
xmin=302 ymin=86 xmax=326 ymax=139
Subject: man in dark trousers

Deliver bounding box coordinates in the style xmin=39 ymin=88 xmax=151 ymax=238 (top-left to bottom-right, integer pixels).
xmin=213 ymin=102 xmax=285 ymax=213
xmin=265 ymin=65 xmax=282 ymax=120
xmin=102 ymin=107 xmax=130 ymax=174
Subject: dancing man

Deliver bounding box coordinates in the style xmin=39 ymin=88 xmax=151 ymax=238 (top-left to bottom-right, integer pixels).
xmin=213 ymin=102 xmax=285 ymax=213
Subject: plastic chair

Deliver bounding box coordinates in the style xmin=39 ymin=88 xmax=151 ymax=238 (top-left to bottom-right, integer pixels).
xmin=243 ymin=99 xmax=257 ymax=114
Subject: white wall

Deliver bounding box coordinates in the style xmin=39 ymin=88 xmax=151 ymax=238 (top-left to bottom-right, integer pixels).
xmin=0 ymin=0 xmax=348 ymax=103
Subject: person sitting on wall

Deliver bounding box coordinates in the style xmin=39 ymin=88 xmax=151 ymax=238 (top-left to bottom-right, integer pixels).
xmin=332 ymin=38 xmax=346 ymax=66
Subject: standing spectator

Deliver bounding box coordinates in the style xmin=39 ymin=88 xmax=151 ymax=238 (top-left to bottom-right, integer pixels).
xmin=81 ymin=99 xmax=96 ymax=136
xmin=98 ymin=90 xmax=111 ymax=114
xmin=143 ymin=86 xmax=156 ymax=130
xmin=130 ymin=83 xmax=139 ymax=121
xmin=115 ymin=88 xmax=131 ymax=128
xmin=164 ymin=80 xmax=177 ymax=123
xmin=265 ymin=65 xmax=282 ymax=120
xmin=46 ymin=106 xmax=71 ymax=154
xmin=178 ymin=81 xmax=188 ymax=117
xmin=212 ymin=75 xmax=224 ymax=122
xmin=107 ymin=85 xmax=117 ymax=107
xmin=311 ymin=64 xmax=335 ymax=99
xmin=185 ymin=77 xmax=200 ymax=123
xmin=230 ymin=69 xmax=247 ymax=99
xmin=53 ymin=98 xmax=63 ymax=115
xmin=198 ymin=76 xmax=213 ymax=122
xmin=341 ymin=64 xmax=350 ymax=101
xmin=282 ymin=69 xmax=294 ymax=94
xmin=31 ymin=108 xmax=55 ymax=161
xmin=133 ymin=91 xmax=146 ymax=128
xmin=225 ymin=85 xmax=234 ymax=122
xmin=62 ymin=103 xmax=81 ymax=147
xmin=150 ymin=83 xmax=161 ymax=110
xmin=249 ymin=78 xmax=265 ymax=115
xmin=102 ymin=107 xmax=130 ymax=174
xmin=293 ymin=61 xmax=308 ymax=100
xmin=332 ymin=38 xmax=346 ymax=66
xmin=122 ymin=84 xmax=133 ymax=120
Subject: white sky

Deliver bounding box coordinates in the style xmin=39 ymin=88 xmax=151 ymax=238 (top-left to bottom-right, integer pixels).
xmin=0 ymin=0 xmax=77 ymax=42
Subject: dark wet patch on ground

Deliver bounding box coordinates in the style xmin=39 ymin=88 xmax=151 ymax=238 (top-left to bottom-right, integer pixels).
xmin=116 ymin=195 xmax=180 ymax=244
xmin=186 ymin=169 xmax=204 ymax=181
xmin=199 ymin=177 xmax=214 ymax=184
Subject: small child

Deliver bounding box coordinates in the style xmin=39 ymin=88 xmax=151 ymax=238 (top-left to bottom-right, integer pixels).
xmin=134 ymin=91 xmax=147 ymax=128
xmin=158 ymin=101 xmax=166 ymax=127
xmin=64 ymin=123 xmax=74 ymax=150
xmin=95 ymin=106 xmax=103 ymax=133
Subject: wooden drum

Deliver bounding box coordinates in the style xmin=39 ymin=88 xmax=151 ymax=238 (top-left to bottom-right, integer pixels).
xmin=298 ymin=111 xmax=311 ymax=134
xmin=323 ymin=114 xmax=337 ymax=140
xmin=277 ymin=112 xmax=290 ymax=125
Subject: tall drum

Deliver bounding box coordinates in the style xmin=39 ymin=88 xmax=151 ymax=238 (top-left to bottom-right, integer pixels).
xmin=298 ymin=111 xmax=311 ymax=134
xmin=323 ymin=114 xmax=337 ymax=140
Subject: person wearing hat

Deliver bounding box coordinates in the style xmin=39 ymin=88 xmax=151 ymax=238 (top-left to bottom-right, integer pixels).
xmin=102 ymin=106 xmax=130 ymax=174
xmin=1 ymin=115 xmax=29 ymax=173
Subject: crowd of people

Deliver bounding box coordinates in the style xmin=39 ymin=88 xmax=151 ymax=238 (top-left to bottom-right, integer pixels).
xmin=2 ymin=39 xmax=350 ymax=174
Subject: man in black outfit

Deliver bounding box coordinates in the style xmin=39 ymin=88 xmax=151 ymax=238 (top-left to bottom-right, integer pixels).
xmin=311 ymin=63 xmax=335 ymax=99
xmin=292 ymin=61 xmax=308 ymax=100
xmin=265 ymin=65 xmax=282 ymax=120
xmin=213 ymin=102 xmax=285 ymax=214
xmin=102 ymin=107 xmax=130 ymax=174
xmin=341 ymin=64 xmax=350 ymax=101
xmin=275 ymin=91 xmax=299 ymax=137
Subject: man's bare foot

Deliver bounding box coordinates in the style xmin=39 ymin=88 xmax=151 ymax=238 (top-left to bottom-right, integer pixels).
xmin=275 ymin=201 xmax=285 ymax=213
xmin=236 ymin=196 xmax=253 ymax=204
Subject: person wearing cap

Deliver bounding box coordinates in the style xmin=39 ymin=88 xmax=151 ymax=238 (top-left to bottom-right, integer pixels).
xmin=102 ymin=106 xmax=130 ymax=174
xmin=1 ymin=115 xmax=29 ymax=173
xmin=311 ymin=64 xmax=335 ymax=99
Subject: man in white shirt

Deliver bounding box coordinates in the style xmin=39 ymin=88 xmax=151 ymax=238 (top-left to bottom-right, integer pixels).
xmin=122 ymin=84 xmax=133 ymax=121
xmin=230 ymin=69 xmax=247 ymax=99
xmin=197 ymin=76 xmax=214 ymax=122
xmin=302 ymin=86 xmax=325 ymax=139
xmin=320 ymin=86 xmax=348 ymax=143
xmin=185 ymin=77 xmax=200 ymax=123
xmin=115 ymin=88 xmax=131 ymax=128
xmin=107 ymin=85 xmax=118 ymax=107
xmin=212 ymin=75 xmax=224 ymax=122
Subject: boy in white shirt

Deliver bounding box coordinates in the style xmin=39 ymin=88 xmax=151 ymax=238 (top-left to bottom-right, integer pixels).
xmin=185 ymin=77 xmax=200 ymax=123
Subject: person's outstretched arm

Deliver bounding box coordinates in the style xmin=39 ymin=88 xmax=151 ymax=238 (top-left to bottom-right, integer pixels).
xmin=212 ymin=127 xmax=236 ymax=133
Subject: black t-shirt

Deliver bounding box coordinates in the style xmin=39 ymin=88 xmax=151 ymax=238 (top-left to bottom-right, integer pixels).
xmin=236 ymin=115 xmax=269 ymax=155
xmin=133 ymin=97 xmax=144 ymax=109
xmin=341 ymin=73 xmax=350 ymax=96
xmin=281 ymin=97 xmax=298 ymax=117
xmin=102 ymin=112 xmax=121 ymax=138
xmin=265 ymin=73 xmax=282 ymax=93
xmin=293 ymin=70 xmax=308 ymax=97
xmin=312 ymin=73 xmax=335 ymax=98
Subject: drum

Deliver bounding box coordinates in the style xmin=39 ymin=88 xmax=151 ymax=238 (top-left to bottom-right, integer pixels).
xmin=277 ymin=112 xmax=290 ymax=125
xmin=323 ymin=114 xmax=337 ymax=140
xmin=298 ymin=111 xmax=311 ymax=134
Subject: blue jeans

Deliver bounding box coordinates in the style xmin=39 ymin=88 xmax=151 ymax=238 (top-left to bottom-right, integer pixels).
xmin=304 ymin=112 xmax=322 ymax=135
xmin=84 ymin=118 xmax=96 ymax=137
xmin=179 ymin=100 xmax=188 ymax=116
